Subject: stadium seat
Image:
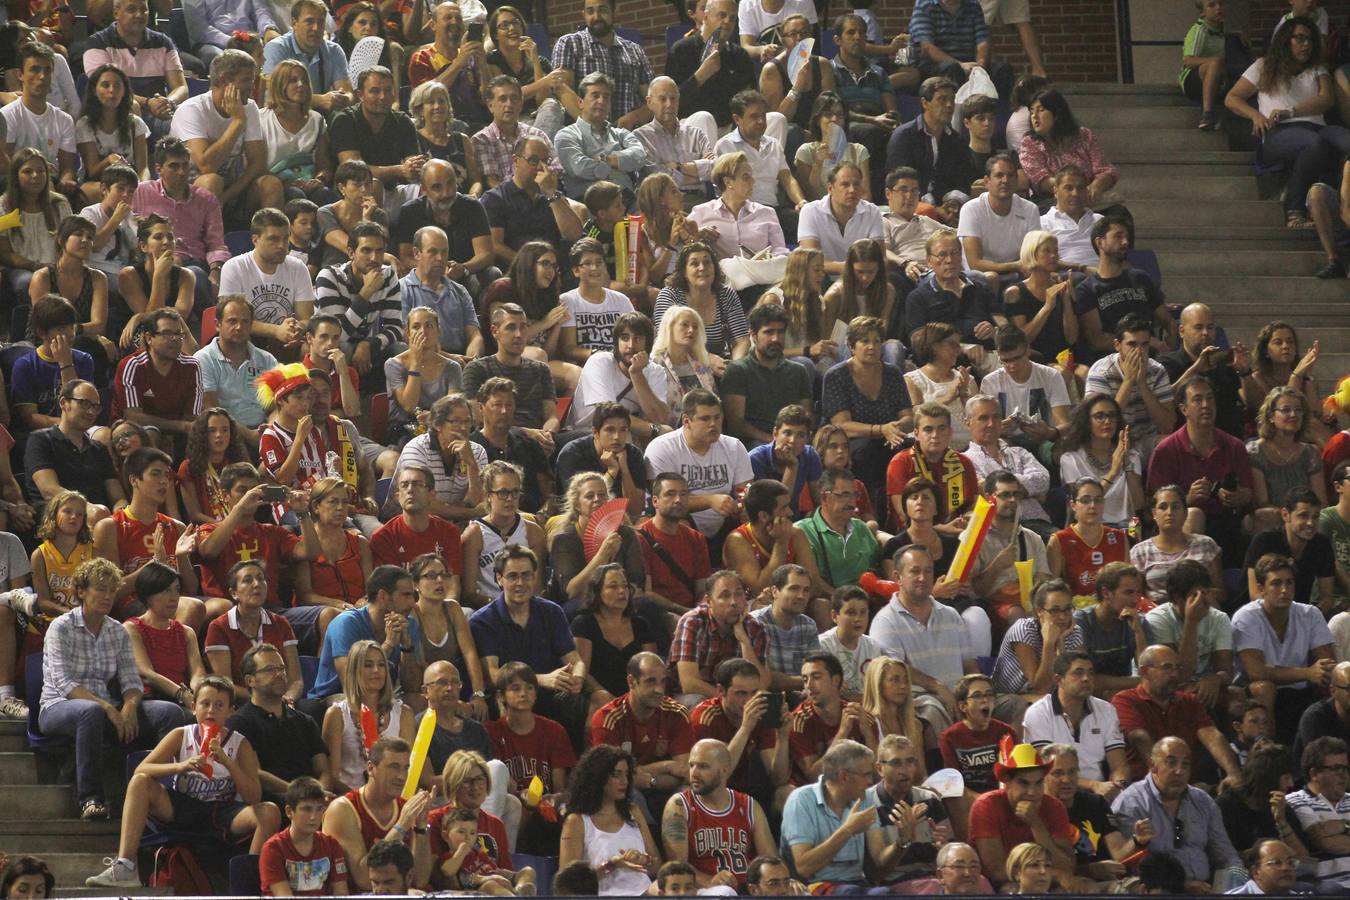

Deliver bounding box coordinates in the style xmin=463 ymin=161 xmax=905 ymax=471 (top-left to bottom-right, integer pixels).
xmin=168 ymin=8 xmax=191 ymax=52
xmin=615 ymin=26 xmax=642 ymax=47
xmin=513 ymin=854 xmax=558 ymax=896
xmin=186 ymin=77 xmax=209 ymax=96
xmin=375 ymin=476 xmax=392 ymax=510
xmin=24 ymin=654 xmax=72 ymax=752
xmin=228 ymin=854 xmax=261 ymax=895
xmin=224 ymin=231 xmax=252 ymax=258
xmin=199 ymin=306 xmax=217 ymax=344
xmin=665 ymin=22 xmax=687 ymax=51
xmin=299 ymin=655 xmax=319 ymax=695
xmin=370 ymin=392 xmax=390 ymax=444
xmin=1127 ymin=248 xmax=1162 ymax=289
xmin=818 ymin=28 xmax=838 ymax=58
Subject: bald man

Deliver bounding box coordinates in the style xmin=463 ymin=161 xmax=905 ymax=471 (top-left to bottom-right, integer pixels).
xmin=1294 ymin=661 xmax=1350 ymax=767
xmin=1157 ymin=303 xmax=1251 ymax=439
xmin=1227 ymin=839 xmax=1310 ymax=894
xmin=634 ymin=77 xmax=717 ymax=208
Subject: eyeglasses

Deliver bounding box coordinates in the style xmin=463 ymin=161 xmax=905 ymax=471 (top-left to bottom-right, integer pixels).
xmin=827 ymin=489 xmax=857 ymax=499
xmin=965 ymin=691 xmax=995 ymax=701
xmin=496 ymin=18 xmax=522 ymax=30
xmin=781 ymin=29 xmax=809 ymax=38
xmin=253 ymin=665 xmax=287 ymax=675
xmin=536 ymin=260 xmax=558 ymax=269
xmin=501 ymin=571 xmax=534 ymax=582
xmin=930 ymin=250 xmax=961 ymax=261
xmin=1172 ymin=817 xmax=1185 ymax=849
xmin=1075 ymin=495 xmax=1107 ymax=505
xmin=515 ymin=154 xmax=550 ymax=166
xmin=67 ymin=397 xmax=101 ymax=411
xmin=1090 ymin=411 xmax=1119 ymax=421
xmin=154 ymin=330 xmax=186 ymax=339
xmin=941 ymin=862 xmax=981 ymax=872
xmin=1290 ymin=32 xmax=1313 ymax=43
xmin=423 ymin=678 xmax=460 ymax=690
xmin=491 ymin=488 xmax=523 ymax=499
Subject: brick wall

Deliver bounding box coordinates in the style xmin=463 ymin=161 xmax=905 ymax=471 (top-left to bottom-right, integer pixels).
xmin=1244 ymin=0 xmax=1350 ymax=52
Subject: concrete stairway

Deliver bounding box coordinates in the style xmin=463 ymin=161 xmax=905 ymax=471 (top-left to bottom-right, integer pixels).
xmin=1065 ymin=83 xmax=1350 ymax=378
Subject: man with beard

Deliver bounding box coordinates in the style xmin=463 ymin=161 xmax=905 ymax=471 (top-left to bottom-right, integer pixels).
xmin=397 ymin=225 xmax=483 ymax=363
xmin=556 ymin=73 xmax=648 ymax=201
xmin=634 ymin=78 xmax=716 ymax=207
xmin=639 ymin=472 xmax=712 ymax=614
xmin=966 ymin=469 xmax=1052 ymax=632
xmin=689 ymin=659 xmax=790 ymax=809
xmin=110 ymin=307 xmax=202 ymax=448
xmin=566 ymin=312 xmax=670 ymax=441
xmin=463 ymin=304 xmax=561 ymax=448
xmin=469 ymin=379 xmax=554 ymax=516
xmin=551 ymin=0 xmax=655 ymax=131
xmin=1084 ymin=314 xmax=1176 ymax=460
xmin=666 ymin=0 xmax=756 ymax=130
xmin=227 ymin=642 xmax=329 ymax=806
xmin=591 ymin=652 xmax=694 ymax=808
xmin=662 ymin=738 xmax=776 ymax=890
xmin=865 ymin=733 xmax=953 ymax=885
xmin=1074 ymin=215 xmax=1175 ymax=359
xmin=722 ymin=303 xmax=813 ymax=447
xmin=672 ymin=571 xmax=770 ymax=706
xmin=393 ymin=162 xmax=495 ymax=302
xmin=218 ymin=208 xmax=313 ymax=352
xmin=481 ymin=137 xmax=587 ymax=265
xmin=473 ymin=76 xmax=562 ymax=191
xmin=193 ymin=297 xmax=277 ymax=447
xmin=725 ymin=480 xmax=819 ymax=600
xmin=313 ymin=221 xmax=404 ymax=381
xmin=1040 ymin=742 xmax=1153 ymax=879
xmin=1157 ymin=303 xmax=1251 ymax=441
xmin=405 ymin=2 xmax=489 ymax=130
xmin=1112 ymin=737 xmax=1243 ymax=892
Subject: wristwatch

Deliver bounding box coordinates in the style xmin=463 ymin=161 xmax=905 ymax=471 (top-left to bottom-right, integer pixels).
xmin=544 ymin=192 xmax=563 ymax=203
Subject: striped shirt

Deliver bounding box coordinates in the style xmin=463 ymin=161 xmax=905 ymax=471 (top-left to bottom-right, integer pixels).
xmin=40 ymin=606 xmax=143 ymax=708
xmin=633 ymin=119 xmax=714 ymax=191
xmin=82 ymin=26 xmax=183 ymax=97
xmin=314 ymin=261 xmax=404 ymax=354
xmin=909 ymin=0 xmax=990 ymax=61
xmin=750 ymin=606 xmax=821 ymax=680
xmin=549 ymin=29 xmax=655 ymax=119
xmin=992 ymin=616 xmax=1085 ymax=694
xmin=1084 ymin=353 xmax=1174 ymax=453
xmin=1287 ymin=789 xmax=1350 ymax=882
xmin=653 ymin=285 xmax=750 ymax=359
xmin=868 ymin=596 xmax=974 ymax=692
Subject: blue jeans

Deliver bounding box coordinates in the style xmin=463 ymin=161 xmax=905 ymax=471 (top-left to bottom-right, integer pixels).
xmin=1258 ymin=122 xmax=1321 ymax=210
xmin=39 ymin=698 xmax=189 ymax=802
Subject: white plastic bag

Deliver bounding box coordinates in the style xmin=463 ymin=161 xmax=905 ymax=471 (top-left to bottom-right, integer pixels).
xmin=719 ymin=253 xmax=788 ymax=291
xmin=953 ymin=65 xmax=998 ymax=124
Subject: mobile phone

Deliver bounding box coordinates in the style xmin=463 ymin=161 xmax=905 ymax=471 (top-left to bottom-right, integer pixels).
xmin=261 ymin=485 xmax=288 ymax=502
xmin=466 ymin=22 xmax=484 ymax=42
xmin=760 ymin=691 xmax=783 ymax=729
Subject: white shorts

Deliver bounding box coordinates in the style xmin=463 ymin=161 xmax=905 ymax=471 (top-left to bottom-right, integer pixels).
xmin=981 ymin=0 xmax=1030 ymax=26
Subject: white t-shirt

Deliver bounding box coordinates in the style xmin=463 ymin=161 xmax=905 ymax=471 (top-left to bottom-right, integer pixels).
xmin=1240 ymin=58 xmax=1328 ymax=125
xmin=1059 ymin=447 xmax=1142 ymax=528
xmin=1273 ymin=9 xmax=1329 ymax=37
xmin=1 ymin=99 xmax=76 ymax=164
xmin=738 ymin=0 xmax=817 ymax=41
xmin=257 ymin=107 xmax=325 ymax=169
xmin=73 ymin=115 xmax=150 ymax=163
xmin=169 ymin=93 xmax=265 ymax=173
xmin=0 ymin=532 xmax=32 ymax=586
xmin=570 ymin=350 xmax=671 ymax=429
xmin=560 ymin=287 xmax=635 ymax=353
xmin=980 ymin=361 xmax=1071 ymax=436
xmin=218 ymin=252 xmax=316 ymax=326
xmin=644 ymin=430 xmax=753 ymax=537
xmin=78 ymin=202 xmax=139 ymax=277
xmin=957 ymin=192 xmax=1040 ymax=265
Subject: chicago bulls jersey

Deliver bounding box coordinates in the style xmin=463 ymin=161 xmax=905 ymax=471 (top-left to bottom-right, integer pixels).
xmin=679 ymin=787 xmax=756 ymax=885
xmin=1054 ymin=526 xmax=1128 ymax=598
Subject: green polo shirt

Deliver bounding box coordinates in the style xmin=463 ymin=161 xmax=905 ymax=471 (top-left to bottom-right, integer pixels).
xmin=720 ymin=352 xmax=813 ymax=436
xmin=795 ymin=508 xmax=880 ymax=589
xmin=1180 ymin=18 xmax=1226 ymax=87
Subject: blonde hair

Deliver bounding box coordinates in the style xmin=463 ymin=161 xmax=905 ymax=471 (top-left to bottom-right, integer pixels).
xmin=342 ymin=639 xmax=394 ymax=730
xmin=266 ymin=59 xmax=311 ymax=110
xmin=36 ymin=490 xmax=91 ymax=544
xmin=1257 ymin=385 xmax=1311 ymax=442
xmin=309 ymin=476 xmax=351 ymax=513
xmin=1017 ymin=229 xmax=1058 ymax=272
xmin=775 ymin=247 xmax=824 ymax=343
xmin=442 ymin=749 xmax=493 ymax=799
xmin=861 ymin=657 xmax=926 ymax=778
xmin=652 ymin=306 xmax=713 ymax=368
xmin=1006 ymin=842 xmax=1051 ymax=884
xmin=553 ymin=471 xmax=609 ymax=537
xmin=712 ymin=151 xmax=749 ymax=194
xmin=73 ymin=557 xmax=122 ymax=597
xmin=409 ymin=80 xmax=452 ymax=128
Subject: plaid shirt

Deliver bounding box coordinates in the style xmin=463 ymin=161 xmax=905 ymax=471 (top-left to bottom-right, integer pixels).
xmin=471 ymin=120 xmax=562 ymax=185
xmin=750 ymin=606 xmax=821 ymax=680
xmin=40 ymin=607 xmax=143 ymax=709
xmin=550 ymin=29 xmax=655 ymax=119
xmin=669 ymin=603 xmax=768 ymax=686
xmin=909 ymin=0 xmax=990 ymax=61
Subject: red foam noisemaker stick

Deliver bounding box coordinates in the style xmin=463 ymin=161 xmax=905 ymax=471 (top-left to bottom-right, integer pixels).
xmin=859 ymin=571 xmax=899 ymax=598
xmin=197 ymin=721 xmax=220 ymax=774
xmin=360 ymin=704 xmax=379 ymax=751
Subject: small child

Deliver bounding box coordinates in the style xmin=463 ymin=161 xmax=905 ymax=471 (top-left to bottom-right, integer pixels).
xmin=1273 ymin=0 xmax=1330 ymax=39
xmin=1228 ymin=699 xmax=1274 ymax=766
xmin=557 ymin=235 xmax=635 ymax=365
xmin=655 ymin=860 xmax=698 ymax=895
xmin=1181 ymin=0 xmax=1231 ymax=130
xmin=938 ymin=674 xmax=1017 ymax=797
xmin=285 ymin=198 xmax=321 ymax=280
xmin=818 ymin=586 xmax=883 ymax=700
xmin=438 ymin=806 xmax=537 ymax=895
xmin=80 ymin=165 xmax=140 ymax=295
xmin=580 ymin=180 xmax=654 ymax=308
xmin=258 ymin=776 xmax=350 ymax=896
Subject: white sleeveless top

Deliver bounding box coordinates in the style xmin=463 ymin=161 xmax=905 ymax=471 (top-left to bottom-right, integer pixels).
xmin=473 ymin=515 xmax=529 ymax=599
xmin=582 ymin=814 xmax=652 ymax=896
xmin=334 ymin=697 xmax=405 ymax=791
xmin=171 ymin=722 xmax=245 ymax=802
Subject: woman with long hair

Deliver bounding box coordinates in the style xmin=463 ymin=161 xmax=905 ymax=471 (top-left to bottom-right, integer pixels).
xmin=636 ymin=173 xmax=697 ymax=287
xmin=548 ymin=473 xmax=645 ymax=611
xmin=117 ymin=214 xmax=195 ymax=350
xmin=1004 ymin=230 xmax=1077 ymax=363
xmin=0 ymin=147 xmax=72 ymax=297
xmin=1129 ymin=485 xmax=1223 ymax=604
xmin=336 ymin=2 xmax=402 ymax=101
xmin=1215 ymin=742 xmax=1311 ymax=863
xmin=482 ymin=5 xmax=573 ymax=132
xmin=108 ymin=420 xmax=181 ymax=518
xmin=1249 ymin=386 xmax=1328 ymax=530
xmin=1057 ymin=393 xmax=1144 ymax=529
xmin=296 ymin=477 xmax=372 ymax=612
xmin=178 ymin=408 xmax=251 ymax=525
xmin=409 ymin=552 xmax=487 ymax=720
xmin=762 ymin=247 xmax=837 ymax=371
xmin=75 ymin=63 xmax=149 ymax=203
xmin=481 ymin=242 xmax=578 ymax=390
xmin=259 ymin=59 xmax=335 ymax=205
xmin=558 ymin=744 xmax=659 ymax=896
xmin=1247 ymin=321 xmax=1331 ymax=442
xmin=386 ymin=307 xmax=463 ymax=445
xmin=823 ymin=239 xmax=896 ymax=351
xmin=569 ymin=563 xmax=657 ymax=698
xmin=124 ymin=561 xmax=204 ymax=711
xmin=1048 ymin=477 xmax=1130 ymax=608
xmin=1226 ymin=17 xmax=1344 ymax=228
xmin=409 ymin=80 xmax=482 ymax=196
xmin=649 ymin=306 xmax=717 ymax=417
xmin=1017 ymin=88 xmax=1118 ymax=202
xmin=321 ymin=638 xmax=414 ymax=793
xmin=794 ymin=92 xmax=869 ymax=201
xmin=906 ymin=323 xmax=977 ymax=451
xmin=28 ymin=216 xmax=112 ymax=364
xmin=653 ymin=242 xmax=750 ymax=372
xmin=29 ymin=489 xmax=95 ymax=632
xmin=860 ymin=656 xmax=939 ymax=776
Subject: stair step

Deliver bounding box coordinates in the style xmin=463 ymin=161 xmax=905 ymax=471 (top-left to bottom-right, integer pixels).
xmin=1126 ymin=199 xmax=1285 ymax=228
xmin=1123 ymin=175 xmax=1260 ymax=201
xmin=1061 ymin=83 xmax=1192 ymax=96
xmin=0 ymin=750 xmax=38 ymax=783
xmin=1136 ymin=225 xmax=1320 ymax=244
xmin=55 ymin=888 xmax=170 ymax=898
xmin=1153 ymin=250 xmax=1329 ymax=276
xmin=1116 ymin=163 xmax=1254 ymax=179
xmin=1078 ymin=106 xmax=1203 ymax=129
xmin=37 ymin=853 xmax=124 ymax=887
xmin=1093 ymin=128 xmax=1228 ymax=153
xmin=0 ymin=819 xmax=119 ymax=853
xmin=1113 ymin=151 xmax=1254 ymax=166
xmin=0 ymin=784 xmax=76 ymax=817
xmin=1163 ymin=274 xmax=1350 ymax=302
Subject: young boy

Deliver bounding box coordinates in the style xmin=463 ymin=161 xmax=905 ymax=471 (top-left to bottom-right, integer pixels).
xmin=86 ymin=676 xmax=282 ymax=888
xmin=817 ymin=586 xmax=883 ymax=701
xmin=483 ymin=662 xmax=578 ymax=828
xmin=79 ymin=164 xmax=139 ymax=295
xmin=1181 ymin=0 xmax=1232 ymax=130
xmin=557 ymin=236 xmax=635 ymax=365
xmin=937 ymin=673 xmax=1016 ymax=796
xmin=285 ymin=198 xmax=321 ymax=280
xmin=580 ymin=180 xmax=654 ymax=309
xmin=1228 ymin=699 xmax=1274 ymax=766
xmin=259 ymin=776 xmax=350 ymax=896
xmin=437 ymin=806 xmax=536 ymax=895
xmin=960 ymin=95 xmax=999 ymax=196
xmin=655 ymin=861 xmax=698 ymax=896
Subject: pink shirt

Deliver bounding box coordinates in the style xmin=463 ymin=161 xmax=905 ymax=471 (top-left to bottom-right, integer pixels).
xmin=687 ymin=197 xmax=788 ymax=260
xmin=1017 ymin=126 xmax=1118 ymax=193
xmin=132 ymin=178 xmax=230 ymax=266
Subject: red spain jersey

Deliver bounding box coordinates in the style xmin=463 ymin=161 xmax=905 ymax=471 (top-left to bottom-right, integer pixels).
xmin=678 ymin=787 xmax=757 ymax=885
xmin=787 ymin=699 xmax=864 ymax=786
xmin=196 ymin=521 xmax=300 ymax=604
xmin=690 ymin=697 xmax=776 ymax=794
xmin=369 ymin=515 xmax=463 ymax=572
xmin=1055 ymin=526 xmax=1129 ymax=598
xmin=589 ymin=693 xmax=693 ymax=766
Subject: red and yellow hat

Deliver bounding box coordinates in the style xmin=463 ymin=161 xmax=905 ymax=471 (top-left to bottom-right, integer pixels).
xmin=993 ymin=735 xmax=1049 ymax=783
xmin=256 ymin=363 xmax=312 ymax=411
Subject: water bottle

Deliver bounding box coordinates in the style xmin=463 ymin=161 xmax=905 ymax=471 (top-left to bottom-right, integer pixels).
xmin=894 ymin=33 xmax=912 ymax=66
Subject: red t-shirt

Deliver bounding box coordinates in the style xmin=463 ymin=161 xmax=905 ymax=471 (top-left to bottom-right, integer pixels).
xmin=1054 ymin=526 xmax=1129 ymax=598
xmin=885 ymin=448 xmax=977 ymax=530
xmin=369 ymin=515 xmax=463 ymax=572
xmin=589 ymin=693 xmax=694 ymax=766
xmin=690 ymin=697 xmax=777 ymax=794
xmin=1324 ymin=430 xmax=1350 ymax=486
xmin=259 ymin=829 xmax=349 ymax=896
xmin=204 ymin=608 xmax=298 ymax=684
xmin=197 ymin=521 xmax=301 ymax=604
xmin=1111 ymin=686 xmax=1214 ymax=779
xmin=787 ymin=700 xmax=864 ymax=786
xmin=637 ymin=519 xmax=712 ymax=610
xmin=484 ymin=715 xmax=578 ymax=794
xmin=967 ymin=788 xmax=1076 ymax=859
xmin=938 ymin=720 xmax=1018 ymax=795
xmin=176 ymin=458 xmax=230 ymax=522
xmin=112 ymin=350 xmax=202 ymax=422
xmin=428 ymin=806 xmax=512 ymax=868
xmin=111 ymin=508 xmax=182 ymax=616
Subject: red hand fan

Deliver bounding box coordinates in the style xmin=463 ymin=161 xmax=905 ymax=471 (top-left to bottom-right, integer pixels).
xmin=583 ymin=498 xmax=630 ymax=558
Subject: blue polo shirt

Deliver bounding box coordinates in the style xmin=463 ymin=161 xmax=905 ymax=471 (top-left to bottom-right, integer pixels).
xmin=780 ymin=777 xmax=879 ymax=884
xmin=261 ymin=32 xmax=349 ymax=93
xmin=308 ymin=605 xmax=423 ymax=699
xmin=193 ymin=338 xmax=278 ymax=428
xmin=468 ymin=595 xmax=576 ymax=674
xmin=398 ymin=269 xmax=480 ymax=355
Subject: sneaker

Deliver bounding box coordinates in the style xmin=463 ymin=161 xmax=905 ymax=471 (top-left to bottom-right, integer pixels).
xmin=0 ymin=696 xmax=27 ymax=719
xmin=1316 ymin=258 xmax=1347 ymax=279
xmin=86 ymin=858 xmax=139 ymax=889
xmin=0 ymin=589 xmax=36 ymax=618
xmin=1198 ymin=111 xmax=1220 ymax=131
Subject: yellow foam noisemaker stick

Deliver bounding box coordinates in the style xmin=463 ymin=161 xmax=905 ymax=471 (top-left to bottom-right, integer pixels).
xmin=1015 ymin=559 xmax=1035 ymax=611
xmin=525 ymin=774 xmax=545 ymax=808
xmin=614 ymin=219 xmax=628 ymax=283
xmin=402 ymin=708 xmax=437 ymax=799
xmin=948 ymin=495 xmax=994 ymax=583
xmin=0 ymin=208 xmax=22 ymax=232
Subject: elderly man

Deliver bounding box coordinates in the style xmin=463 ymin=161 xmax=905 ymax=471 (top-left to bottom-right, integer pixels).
xmin=634 ymin=77 xmax=716 ymax=207
xmin=798 ymin=163 xmax=884 ymax=275
xmin=393 ymin=160 xmax=495 ymax=298
xmin=397 ymin=226 xmax=483 ymax=363
xmin=667 ymin=0 xmax=757 ymax=129
xmin=169 ymin=49 xmax=284 ymax=215
xmin=864 ymin=733 xmax=953 ymax=885
xmin=967 ymin=742 xmax=1077 ymax=889
xmin=550 ymin=0 xmax=655 ymax=130
xmin=473 ymin=75 xmax=562 ymax=190
xmin=260 ymin=0 xmax=352 ymax=113
xmin=904 ymin=232 xmax=1002 ymax=366
xmin=1112 ymin=644 xmax=1243 ymax=784
xmin=1295 ymin=662 xmax=1350 ymax=768
xmin=406 ymin=2 xmax=490 ymax=129
xmin=82 ymin=0 xmax=189 ymax=137
xmin=481 ymin=137 xmax=586 ymax=264
xmin=963 ymin=397 xmax=1054 ymax=538
xmin=670 ymin=570 xmax=770 ymax=707
xmin=556 ymin=73 xmax=648 ymax=201
xmin=1285 ymin=737 xmax=1350 ymax=892
xmin=1112 ymin=737 xmax=1245 ymax=892
xmin=796 ymin=467 xmax=882 ymax=594
xmin=1226 ymin=839 xmax=1310 ymax=895
xmin=1158 ymin=303 xmax=1251 ymax=440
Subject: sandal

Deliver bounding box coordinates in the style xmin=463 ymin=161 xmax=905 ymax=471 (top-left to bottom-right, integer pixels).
xmin=1286 ymin=213 xmax=1315 ymax=229
xmin=80 ymin=798 xmax=108 ymax=820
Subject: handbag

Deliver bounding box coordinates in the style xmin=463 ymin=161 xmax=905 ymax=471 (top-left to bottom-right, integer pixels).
xmin=719 ymin=252 xmax=788 ymax=291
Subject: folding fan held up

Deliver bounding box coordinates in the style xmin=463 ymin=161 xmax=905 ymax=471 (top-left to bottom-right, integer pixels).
xmin=583 ymin=498 xmax=630 ymax=558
